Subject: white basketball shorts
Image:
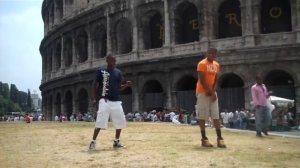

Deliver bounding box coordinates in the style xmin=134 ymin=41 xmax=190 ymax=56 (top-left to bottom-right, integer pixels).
xmin=95 ymin=98 xmax=126 ymax=129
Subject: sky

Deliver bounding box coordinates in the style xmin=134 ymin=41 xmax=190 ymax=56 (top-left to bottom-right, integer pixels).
xmin=0 ymin=0 xmax=43 ymax=97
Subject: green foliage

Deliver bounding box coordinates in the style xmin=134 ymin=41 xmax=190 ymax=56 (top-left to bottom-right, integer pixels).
xmin=0 ymin=81 xmax=32 ymax=116
xmin=0 ymin=96 xmax=22 ymax=116
xmin=0 ymin=82 xmax=10 ymax=99
xmin=27 ymin=89 xmax=32 ymax=112
xmin=10 ymin=84 xmax=19 ymax=103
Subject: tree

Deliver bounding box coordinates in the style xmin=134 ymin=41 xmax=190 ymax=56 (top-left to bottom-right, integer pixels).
xmin=27 ymin=89 xmax=32 ymax=112
xmin=0 ymin=82 xmax=10 ymax=99
xmin=18 ymin=91 xmax=28 ymax=110
xmin=10 ymin=84 xmax=18 ymax=103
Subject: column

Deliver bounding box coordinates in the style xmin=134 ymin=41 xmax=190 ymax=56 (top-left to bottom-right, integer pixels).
xmin=130 ymin=0 xmax=138 ymax=60
xmin=132 ymin=75 xmax=140 ymax=112
xmin=72 ymin=35 xmax=77 ymax=71
xmin=295 ymin=85 xmax=300 ymax=123
xmin=164 ymin=71 xmax=172 ymax=109
xmin=87 ymin=25 xmax=93 ymax=66
xmin=60 ymin=36 xmax=65 ymax=75
xmin=295 ymin=0 xmax=300 ymax=43
xmin=252 ymin=0 xmax=261 ymax=34
xmin=163 ymin=0 xmax=171 ymax=56
xmin=106 ymin=10 xmax=112 ymax=54
xmin=241 ymin=0 xmax=255 ymax=47
xmin=199 ymin=0 xmax=212 ymax=50
xmin=52 ymin=47 xmax=56 ymax=73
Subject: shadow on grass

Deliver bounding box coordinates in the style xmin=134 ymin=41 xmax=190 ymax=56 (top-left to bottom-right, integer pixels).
xmin=192 ymin=145 xmax=224 ymax=152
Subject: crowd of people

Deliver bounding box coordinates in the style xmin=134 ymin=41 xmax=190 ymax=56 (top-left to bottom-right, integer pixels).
xmin=54 ymin=112 xmax=95 ymax=122
xmin=2 ymin=113 xmax=44 ymax=123
xmin=125 ymin=109 xmax=198 ymax=125
xmin=220 ymin=109 xmax=253 ymax=130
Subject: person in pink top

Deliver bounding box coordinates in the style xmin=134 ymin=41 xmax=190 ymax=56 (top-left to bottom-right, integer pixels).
xmin=251 ymin=76 xmax=270 ymax=137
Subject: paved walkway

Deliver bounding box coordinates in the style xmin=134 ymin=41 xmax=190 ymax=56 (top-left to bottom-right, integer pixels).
xmin=224 ymin=128 xmax=300 ymax=139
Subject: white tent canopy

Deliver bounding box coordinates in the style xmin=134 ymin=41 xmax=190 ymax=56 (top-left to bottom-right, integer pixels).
xmin=270 ymin=96 xmax=294 ymax=108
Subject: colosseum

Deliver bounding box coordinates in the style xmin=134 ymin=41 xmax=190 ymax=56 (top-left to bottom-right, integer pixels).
xmin=40 ymin=0 xmax=300 ymax=123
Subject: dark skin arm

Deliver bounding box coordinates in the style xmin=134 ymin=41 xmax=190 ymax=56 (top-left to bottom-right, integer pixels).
xmin=120 ymin=81 xmax=132 ymax=91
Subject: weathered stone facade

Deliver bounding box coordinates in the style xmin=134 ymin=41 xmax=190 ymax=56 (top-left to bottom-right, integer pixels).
xmin=40 ymin=0 xmax=300 ymax=121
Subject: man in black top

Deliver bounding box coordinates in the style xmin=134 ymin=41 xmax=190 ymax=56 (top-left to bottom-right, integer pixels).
xmin=89 ymin=54 xmax=131 ymax=150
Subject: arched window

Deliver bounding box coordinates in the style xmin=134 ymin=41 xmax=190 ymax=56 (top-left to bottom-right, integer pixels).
xmin=142 ymin=11 xmax=163 ymax=49
xmin=65 ymin=91 xmax=73 ymax=118
xmin=218 ymin=0 xmax=241 ymax=38
xmin=65 ymin=0 xmax=74 ymax=16
xmin=265 ymin=70 xmax=295 ymax=99
xmin=176 ymin=76 xmax=197 ymax=112
xmin=48 ymin=49 xmax=53 ymax=72
xmin=261 ymin=0 xmax=291 ymax=34
xmin=218 ymin=73 xmax=244 ymax=112
xmin=92 ymin=25 xmax=107 ymax=58
xmin=76 ymin=30 xmax=88 ymax=63
xmin=55 ymin=93 xmax=61 ymax=117
xmin=63 ymin=37 xmax=73 ymax=67
xmin=77 ymin=88 xmax=88 ymax=113
xmin=143 ymin=80 xmax=164 ymax=110
xmin=175 ymin=2 xmax=199 ymax=44
xmin=55 ymin=0 xmax=63 ymax=22
xmin=55 ymin=43 xmax=61 ymax=70
xmin=49 ymin=4 xmax=54 ymax=27
xmin=116 ymin=18 xmax=132 ymax=54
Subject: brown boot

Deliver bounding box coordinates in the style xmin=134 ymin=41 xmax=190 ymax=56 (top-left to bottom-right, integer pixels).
xmin=201 ymin=139 xmax=213 ymax=147
xmin=217 ymin=138 xmax=226 ymax=148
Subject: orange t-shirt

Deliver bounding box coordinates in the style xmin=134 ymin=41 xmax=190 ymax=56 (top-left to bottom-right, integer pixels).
xmin=196 ymin=58 xmax=220 ymax=93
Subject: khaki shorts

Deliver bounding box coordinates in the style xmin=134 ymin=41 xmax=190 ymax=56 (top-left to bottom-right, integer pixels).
xmin=196 ymin=92 xmax=220 ymax=120
xmin=95 ymin=99 xmax=126 ymax=129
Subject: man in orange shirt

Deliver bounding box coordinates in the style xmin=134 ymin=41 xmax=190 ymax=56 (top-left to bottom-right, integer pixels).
xmin=196 ymin=48 xmax=226 ymax=148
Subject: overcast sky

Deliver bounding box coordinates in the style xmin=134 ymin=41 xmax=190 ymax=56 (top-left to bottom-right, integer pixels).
xmin=0 ymin=0 xmax=43 ymax=97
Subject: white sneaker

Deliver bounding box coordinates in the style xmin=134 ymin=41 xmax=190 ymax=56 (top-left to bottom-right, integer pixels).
xmin=89 ymin=141 xmax=96 ymax=150
xmin=113 ymin=139 xmax=125 ymax=148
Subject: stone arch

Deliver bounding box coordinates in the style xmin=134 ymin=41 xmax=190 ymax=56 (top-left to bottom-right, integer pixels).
xmin=218 ymin=73 xmax=245 ymax=112
xmin=115 ymin=18 xmax=132 ymax=54
xmin=120 ymin=87 xmax=132 ymax=113
xmin=55 ymin=93 xmax=61 ymax=117
xmin=174 ymin=1 xmax=199 ymax=44
xmin=175 ymin=75 xmax=197 ymax=112
xmin=63 ymin=37 xmax=73 ymax=67
xmin=264 ymin=70 xmax=295 ymax=100
xmin=143 ymin=80 xmax=164 ymax=111
xmin=141 ymin=10 xmax=163 ymax=49
xmin=260 ymin=0 xmax=292 ymax=34
xmin=92 ymin=24 xmax=107 ymax=59
xmin=218 ymin=0 xmax=241 ymax=38
xmin=76 ymin=29 xmax=88 ymax=63
xmin=77 ymin=88 xmax=89 ymax=114
xmin=55 ymin=42 xmax=61 ymax=70
xmin=64 ymin=90 xmax=73 ymax=119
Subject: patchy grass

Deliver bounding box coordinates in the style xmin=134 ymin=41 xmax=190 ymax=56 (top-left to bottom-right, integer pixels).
xmin=0 ymin=122 xmax=299 ymax=168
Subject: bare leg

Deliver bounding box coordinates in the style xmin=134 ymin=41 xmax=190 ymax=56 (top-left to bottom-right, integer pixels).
xmin=92 ymin=128 xmax=101 ymax=140
xmin=199 ymin=119 xmax=206 ymax=139
xmin=115 ymin=129 xmax=122 ymax=139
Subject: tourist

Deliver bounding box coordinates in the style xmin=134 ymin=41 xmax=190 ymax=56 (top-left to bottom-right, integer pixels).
xmin=88 ymin=54 xmax=131 ymax=150
xmin=195 ymin=48 xmax=226 ymax=148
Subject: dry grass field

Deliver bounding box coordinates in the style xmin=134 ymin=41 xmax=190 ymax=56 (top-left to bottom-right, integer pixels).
xmin=0 ymin=121 xmax=299 ymax=168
